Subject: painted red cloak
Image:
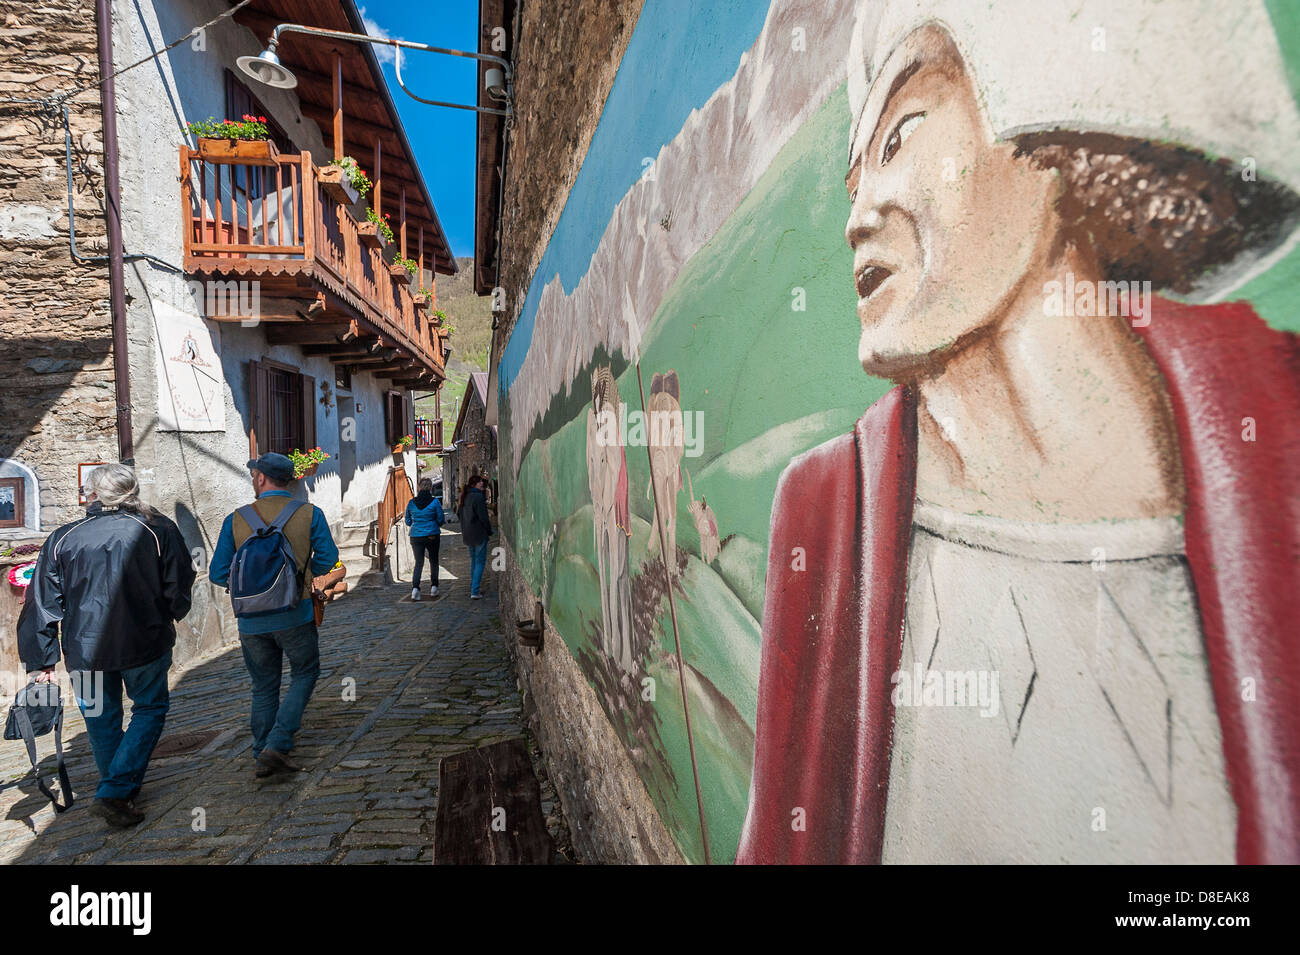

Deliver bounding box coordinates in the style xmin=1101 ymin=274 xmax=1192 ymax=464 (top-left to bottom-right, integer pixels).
xmin=737 ymin=298 xmax=1300 ymax=864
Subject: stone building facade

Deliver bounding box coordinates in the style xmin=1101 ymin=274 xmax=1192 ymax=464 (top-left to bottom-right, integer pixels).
xmin=442 ymin=371 xmax=496 ymax=514
xmin=0 ymin=0 xmax=116 ymax=682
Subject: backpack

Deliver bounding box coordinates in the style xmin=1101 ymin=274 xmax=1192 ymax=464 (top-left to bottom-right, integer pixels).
xmin=4 ymin=680 xmax=73 ymax=812
xmin=228 ymin=499 xmax=307 ymax=618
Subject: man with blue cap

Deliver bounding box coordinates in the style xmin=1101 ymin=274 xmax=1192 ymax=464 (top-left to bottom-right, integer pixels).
xmin=210 ymin=452 xmax=339 ymax=781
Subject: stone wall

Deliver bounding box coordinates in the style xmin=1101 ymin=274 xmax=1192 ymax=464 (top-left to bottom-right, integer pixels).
xmin=0 ymin=0 xmax=114 ymax=681
xmin=497 ymin=541 xmax=682 ymax=864
xmin=0 ymin=0 xmax=115 ymax=528
xmin=454 ymin=388 xmax=496 ymax=494
xmin=483 ymin=0 xmax=686 ymax=864
xmin=490 ymin=0 xmax=644 ymax=350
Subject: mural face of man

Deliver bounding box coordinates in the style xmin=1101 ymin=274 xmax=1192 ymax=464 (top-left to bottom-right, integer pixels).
xmin=844 ymin=24 xmax=1058 ymax=379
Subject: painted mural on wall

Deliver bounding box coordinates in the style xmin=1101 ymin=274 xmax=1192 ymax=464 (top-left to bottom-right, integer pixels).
xmin=499 ymin=0 xmax=1300 ymax=864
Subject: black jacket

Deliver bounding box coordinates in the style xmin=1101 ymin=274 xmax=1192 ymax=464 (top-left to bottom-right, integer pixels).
xmin=458 ymin=487 xmax=494 ymax=548
xmin=17 ymin=503 xmax=195 ymax=672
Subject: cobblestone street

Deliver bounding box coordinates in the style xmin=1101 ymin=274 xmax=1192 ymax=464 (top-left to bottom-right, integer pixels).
xmin=0 ymin=530 xmax=571 ymax=864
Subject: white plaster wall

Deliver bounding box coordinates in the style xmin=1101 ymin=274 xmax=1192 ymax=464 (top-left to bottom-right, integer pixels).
xmin=110 ymin=0 xmax=412 ymax=654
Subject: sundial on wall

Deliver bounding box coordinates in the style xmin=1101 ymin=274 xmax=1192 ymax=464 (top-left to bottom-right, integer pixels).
xmin=156 ymin=302 xmax=226 ymax=432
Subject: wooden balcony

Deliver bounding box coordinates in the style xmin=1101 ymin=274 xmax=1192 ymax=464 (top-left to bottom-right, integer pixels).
xmin=414 ymin=416 xmax=443 ymax=452
xmin=179 ymin=146 xmax=445 ymax=385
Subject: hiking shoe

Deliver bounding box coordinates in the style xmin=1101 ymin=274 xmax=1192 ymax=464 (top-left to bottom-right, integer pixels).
xmin=429 ymin=586 xmax=439 ymax=597
xmin=411 ymin=587 xmax=421 ymax=601
xmin=470 ymin=593 xmax=482 ymax=600
xmin=254 ymin=758 xmax=276 ymax=779
xmin=90 ymin=797 xmax=145 ymax=828
xmin=258 ymin=748 xmax=304 ymax=774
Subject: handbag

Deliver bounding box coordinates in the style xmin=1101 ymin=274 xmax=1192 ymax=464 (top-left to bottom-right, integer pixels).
xmin=3 ymin=680 xmax=73 ymax=812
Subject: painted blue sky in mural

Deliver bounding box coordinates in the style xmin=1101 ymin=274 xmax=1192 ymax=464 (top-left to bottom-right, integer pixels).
xmin=498 ymin=0 xmax=773 ymax=394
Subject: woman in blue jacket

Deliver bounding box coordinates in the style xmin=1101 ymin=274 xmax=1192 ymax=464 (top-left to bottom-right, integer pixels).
xmin=405 ymin=478 xmax=445 ymax=600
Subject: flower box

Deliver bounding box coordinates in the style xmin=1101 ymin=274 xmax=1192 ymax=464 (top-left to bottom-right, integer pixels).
xmin=319 ymin=165 xmax=360 ymax=205
xmin=388 ymin=263 xmax=412 ymax=285
xmin=196 ymin=137 xmax=279 ymax=167
xmin=290 ymin=447 xmax=329 ymax=479
xmin=412 ymin=293 xmax=429 ymax=309
xmin=357 ymin=222 xmax=388 ymax=250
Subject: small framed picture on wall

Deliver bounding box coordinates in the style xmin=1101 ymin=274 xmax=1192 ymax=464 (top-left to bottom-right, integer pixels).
xmin=0 ymin=477 xmax=22 ymax=529
xmin=78 ymin=462 xmax=109 ymax=505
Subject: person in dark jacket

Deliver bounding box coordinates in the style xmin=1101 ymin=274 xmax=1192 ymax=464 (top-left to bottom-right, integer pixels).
xmin=405 ymin=477 xmax=445 ymax=600
xmin=457 ymin=476 xmax=494 ymax=599
xmin=17 ymin=463 xmax=195 ymax=828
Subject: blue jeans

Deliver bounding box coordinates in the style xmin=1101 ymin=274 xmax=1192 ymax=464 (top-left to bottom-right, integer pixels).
xmin=240 ymin=622 xmax=320 ymax=757
xmin=73 ymin=651 xmax=172 ymax=801
xmin=468 ymin=540 xmax=489 ymax=596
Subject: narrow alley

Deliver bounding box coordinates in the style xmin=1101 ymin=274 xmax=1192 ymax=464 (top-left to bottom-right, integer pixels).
xmin=0 ymin=534 xmax=571 ymax=864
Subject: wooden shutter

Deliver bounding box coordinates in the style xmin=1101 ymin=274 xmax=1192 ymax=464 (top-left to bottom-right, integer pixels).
xmin=249 ymin=359 xmax=270 ymax=457
xmin=384 ymin=390 xmax=404 ymax=446
xmin=300 ymin=373 xmax=316 ymax=450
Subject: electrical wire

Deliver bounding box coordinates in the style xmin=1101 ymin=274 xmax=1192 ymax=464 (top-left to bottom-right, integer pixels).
xmin=0 ymin=0 xmax=251 ymax=271
xmin=55 ymin=0 xmax=254 ymax=105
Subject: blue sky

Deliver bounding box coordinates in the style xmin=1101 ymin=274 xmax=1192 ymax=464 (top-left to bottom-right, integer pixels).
xmin=358 ymin=1 xmax=482 ymax=260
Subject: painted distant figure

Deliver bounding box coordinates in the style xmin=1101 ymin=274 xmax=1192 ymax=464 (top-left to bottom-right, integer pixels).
xmin=646 ymin=370 xmax=685 ymax=572
xmin=684 ymin=468 xmax=720 ymax=565
xmin=741 ymin=1 xmax=1300 ymax=865
xmin=586 ymin=365 xmax=634 ymax=673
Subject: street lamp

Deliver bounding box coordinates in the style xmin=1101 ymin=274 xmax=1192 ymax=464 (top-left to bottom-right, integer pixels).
xmin=236 ymin=23 xmax=513 ymax=116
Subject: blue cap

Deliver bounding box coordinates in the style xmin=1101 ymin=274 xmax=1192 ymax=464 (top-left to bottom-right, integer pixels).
xmin=247 ymin=452 xmax=296 ymax=482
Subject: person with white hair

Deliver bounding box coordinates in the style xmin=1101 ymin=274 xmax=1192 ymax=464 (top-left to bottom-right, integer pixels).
xmin=742 ymin=0 xmax=1300 ymax=865
xmin=17 ymin=463 xmax=195 ymax=829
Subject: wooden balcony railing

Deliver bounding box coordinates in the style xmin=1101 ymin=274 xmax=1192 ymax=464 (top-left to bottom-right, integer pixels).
xmin=414 ymin=417 xmax=443 ymax=451
xmin=179 ymin=146 xmax=445 ymax=377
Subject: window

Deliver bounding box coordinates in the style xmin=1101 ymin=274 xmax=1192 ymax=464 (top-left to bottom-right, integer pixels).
xmin=267 ymin=366 xmax=301 ymax=453
xmin=0 ymin=478 xmax=22 ymax=529
xmin=249 ymin=359 xmax=316 ymax=456
xmin=225 ymin=71 xmax=293 ymax=201
xmin=384 ymin=391 xmax=408 ymax=447
xmin=335 ymin=365 xmax=352 ymax=392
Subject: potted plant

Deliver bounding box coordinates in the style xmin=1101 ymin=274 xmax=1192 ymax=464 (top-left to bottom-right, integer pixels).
xmin=429 ymin=307 xmax=447 ymax=327
xmin=358 ymin=208 xmax=393 ymax=250
xmin=321 ymin=156 xmax=370 ymax=204
xmin=290 ymin=446 xmax=330 ymax=478
xmin=392 ymin=433 xmax=415 ymax=454
xmin=389 ymin=256 xmax=417 ymax=285
xmin=186 ymin=115 xmax=279 ymax=166
xmin=412 ymin=286 xmax=431 ymax=309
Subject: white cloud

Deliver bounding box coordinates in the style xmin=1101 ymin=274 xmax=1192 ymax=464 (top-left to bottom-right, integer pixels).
xmin=359 ymin=6 xmax=405 ymax=67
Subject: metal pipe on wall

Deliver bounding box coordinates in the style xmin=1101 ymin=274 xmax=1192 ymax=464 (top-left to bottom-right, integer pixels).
xmin=94 ymin=0 xmax=134 ymax=464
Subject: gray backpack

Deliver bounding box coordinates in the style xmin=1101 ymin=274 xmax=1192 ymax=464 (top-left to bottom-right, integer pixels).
xmin=228 ymin=499 xmax=306 ymax=618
